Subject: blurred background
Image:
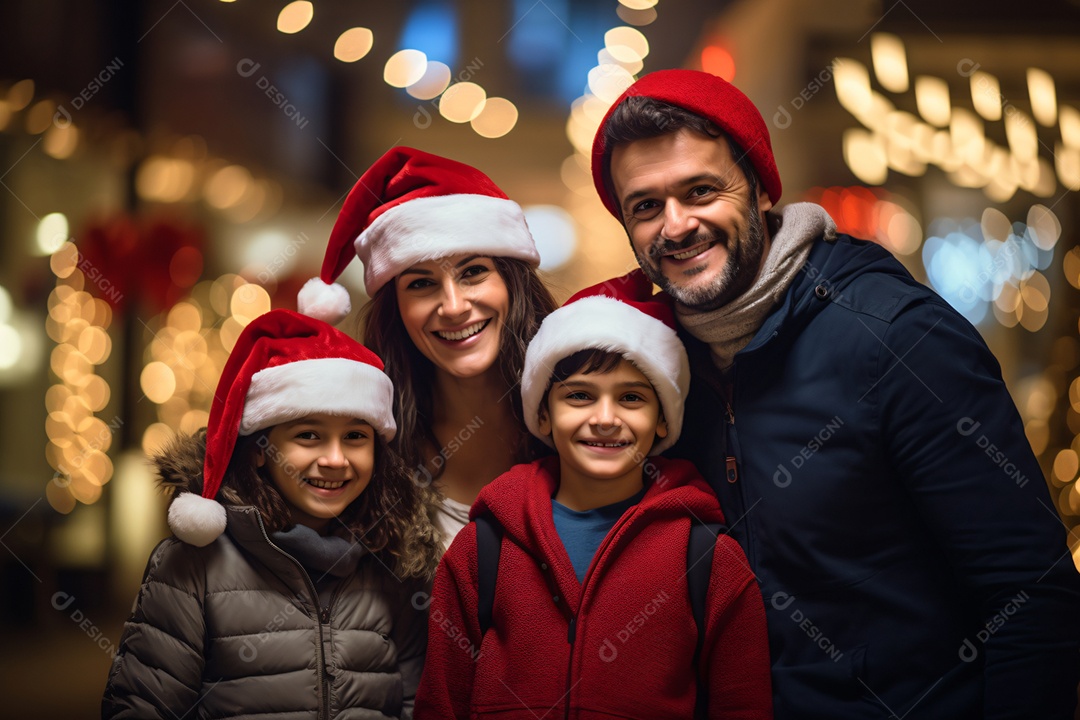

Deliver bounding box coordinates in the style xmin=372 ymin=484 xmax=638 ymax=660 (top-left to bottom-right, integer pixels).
xmin=2 ymin=0 xmax=1080 ymax=716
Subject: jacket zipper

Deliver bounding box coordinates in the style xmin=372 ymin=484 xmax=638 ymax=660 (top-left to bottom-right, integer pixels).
xmin=561 ymin=508 xmax=639 ymax=720
xmin=319 ymin=582 xmax=347 ymax=718
xmin=724 ymin=364 xmax=755 ymax=570
xmin=563 ymin=617 xmax=576 ymax=720
xmin=253 ymin=513 xmax=331 ymax=720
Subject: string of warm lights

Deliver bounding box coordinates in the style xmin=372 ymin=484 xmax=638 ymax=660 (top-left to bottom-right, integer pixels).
xmin=44 ymin=243 xmax=116 ymax=514
xmin=256 ymin=0 xmax=520 ymax=138
xmin=835 ymin=33 xmax=1080 ymax=201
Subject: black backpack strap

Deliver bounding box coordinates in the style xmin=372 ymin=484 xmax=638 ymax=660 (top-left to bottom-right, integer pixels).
xmin=688 ymin=520 xmax=725 ymax=720
xmin=474 ymin=514 xmax=503 ymax=637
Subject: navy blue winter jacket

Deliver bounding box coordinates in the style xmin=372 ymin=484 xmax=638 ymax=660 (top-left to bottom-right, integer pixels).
xmin=669 ymin=232 xmax=1080 ymax=719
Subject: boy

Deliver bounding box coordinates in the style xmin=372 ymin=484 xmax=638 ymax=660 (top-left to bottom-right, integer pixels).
xmin=414 ymin=271 xmax=772 ymax=719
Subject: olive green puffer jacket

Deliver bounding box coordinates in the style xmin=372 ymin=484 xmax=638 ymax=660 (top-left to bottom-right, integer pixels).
xmin=102 ymin=437 xmax=428 ymax=719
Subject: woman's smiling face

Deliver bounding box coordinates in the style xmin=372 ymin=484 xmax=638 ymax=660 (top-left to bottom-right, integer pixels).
xmin=394 ymin=254 xmax=510 ymax=381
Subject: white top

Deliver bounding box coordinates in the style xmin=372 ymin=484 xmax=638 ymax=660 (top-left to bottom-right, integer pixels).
xmin=435 ymin=496 xmax=472 ymax=552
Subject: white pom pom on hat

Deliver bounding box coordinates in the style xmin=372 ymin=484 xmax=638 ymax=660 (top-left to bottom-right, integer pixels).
xmin=168 ymin=492 xmax=227 ymax=548
xmin=297 ymin=277 xmax=352 ymax=326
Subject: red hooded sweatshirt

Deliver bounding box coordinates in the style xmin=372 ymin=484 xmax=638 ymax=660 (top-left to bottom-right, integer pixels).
xmin=415 ymin=456 xmax=772 ymax=719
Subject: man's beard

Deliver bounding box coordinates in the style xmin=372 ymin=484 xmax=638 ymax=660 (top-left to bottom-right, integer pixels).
xmin=633 ymin=192 xmax=767 ymax=312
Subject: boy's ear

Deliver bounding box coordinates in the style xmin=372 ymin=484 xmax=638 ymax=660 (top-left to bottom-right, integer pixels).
xmin=655 ymin=412 xmax=669 ymax=440
xmin=255 ymin=446 xmax=266 ymax=468
xmin=537 ymin=403 xmax=552 ymax=437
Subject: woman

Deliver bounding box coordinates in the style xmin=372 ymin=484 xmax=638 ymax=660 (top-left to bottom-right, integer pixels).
xmin=300 ymin=146 xmax=558 ymax=546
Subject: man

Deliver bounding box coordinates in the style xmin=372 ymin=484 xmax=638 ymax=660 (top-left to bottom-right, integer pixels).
xmin=591 ymin=68 xmax=1080 ymax=719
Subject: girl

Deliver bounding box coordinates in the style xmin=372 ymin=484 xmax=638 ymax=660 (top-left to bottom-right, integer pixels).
xmin=299 ymin=147 xmax=558 ymax=548
xmin=102 ymin=309 xmax=442 ymax=719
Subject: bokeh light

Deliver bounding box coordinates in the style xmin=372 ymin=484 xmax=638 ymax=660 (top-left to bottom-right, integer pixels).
xmin=701 ymin=45 xmax=735 ymax=82
xmin=470 ymin=97 xmax=518 ymax=138
xmin=870 ymin=33 xmax=908 ymax=93
xmin=277 ymin=1 xmax=313 ymax=34
xmin=334 ymin=27 xmax=374 ymax=62
xmin=36 ymin=212 xmax=69 ymax=255
xmin=384 ymin=49 xmax=428 ymax=88
xmin=439 ymin=82 xmax=487 ymax=123
xmin=406 ymin=61 xmax=452 ymax=100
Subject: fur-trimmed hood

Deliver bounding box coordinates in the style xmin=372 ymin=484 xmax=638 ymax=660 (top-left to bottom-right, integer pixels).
xmin=152 ymin=428 xmax=243 ymax=506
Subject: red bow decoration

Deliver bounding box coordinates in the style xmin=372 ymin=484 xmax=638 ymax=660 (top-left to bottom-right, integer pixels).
xmin=74 ymin=214 xmax=205 ymax=314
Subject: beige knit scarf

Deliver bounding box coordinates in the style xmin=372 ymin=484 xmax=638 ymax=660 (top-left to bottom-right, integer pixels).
xmin=677 ymin=202 xmax=837 ymax=371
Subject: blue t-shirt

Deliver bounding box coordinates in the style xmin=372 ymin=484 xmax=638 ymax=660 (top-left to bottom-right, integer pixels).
xmin=551 ymin=487 xmax=647 ymax=584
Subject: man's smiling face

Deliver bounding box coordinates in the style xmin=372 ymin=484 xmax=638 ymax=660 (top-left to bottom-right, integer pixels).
xmin=611 ymin=129 xmax=773 ymax=311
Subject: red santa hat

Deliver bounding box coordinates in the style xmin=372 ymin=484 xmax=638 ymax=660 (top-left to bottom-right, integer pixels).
xmin=167 ymin=309 xmax=396 ymax=547
xmin=591 ymin=69 xmax=783 ymax=219
xmin=521 ymin=270 xmax=690 ymax=455
xmin=298 ymin=146 xmax=541 ymax=324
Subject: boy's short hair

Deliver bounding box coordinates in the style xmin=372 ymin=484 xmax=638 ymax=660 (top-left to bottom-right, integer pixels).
xmin=538 ymin=348 xmax=625 ymax=412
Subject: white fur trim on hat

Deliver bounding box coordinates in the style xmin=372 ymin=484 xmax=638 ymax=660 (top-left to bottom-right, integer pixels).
xmin=168 ymin=491 xmax=228 ymax=547
xmin=241 ymin=358 xmax=397 ymax=440
xmin=297 ymin=278 xmax=352 ymax=325
xmin=521 ymin=296 xmax=690 ymax=455
xmin=356 ymin=194 xmax=541 ymax=297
